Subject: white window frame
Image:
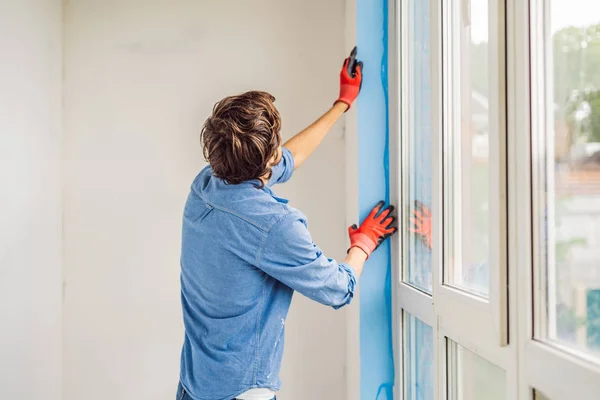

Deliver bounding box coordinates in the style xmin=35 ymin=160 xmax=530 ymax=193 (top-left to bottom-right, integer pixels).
xmin=438 ymin=0 xmax=509 ymax=351
xmin=516 ymin=0 xmax=600 ymax=398
xmin=390 ymin=0 xmax=515 ymax=398
xmin=391 ymin=0 xmax=600 ymax=398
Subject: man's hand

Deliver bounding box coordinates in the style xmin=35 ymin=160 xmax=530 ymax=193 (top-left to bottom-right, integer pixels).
xmin=336 ymin=46 xmax=363 ymax=111
xmin=348 ymin=201 xmax=397 ymax=259
xmin=282 ymin=47 xmax=363 ymax=171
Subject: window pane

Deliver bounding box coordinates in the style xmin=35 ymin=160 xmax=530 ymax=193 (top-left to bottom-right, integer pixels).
xmin=404 ymin=313 xmax=434 ymax=400
xmin=445 ymin=0 xmax=493 ymax=297
xmin=535 ymin=0 xmax=600 ymax=362
xmin=404 ymin=0 xmax=433 ymax=293
xmin=447 ymin=340 xmax=506 ymax=400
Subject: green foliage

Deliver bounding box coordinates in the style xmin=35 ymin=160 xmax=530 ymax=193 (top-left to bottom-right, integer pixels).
xmin=554 ymin=24 xmax=600 ymax=143
xmin=555 ymin=237 xmax=587 ymax=263
xmin=556 ymin=304 xmax=588 ymax=343
xmin=554 ymin=198 xmax=588 ymax=341
xmin=587 ymin=290 xmax=600 ymax=350
xmin=470 ymin=23 xmax=600 ymax=144
xmin=565 ymin=89 xmax=600 ymax=143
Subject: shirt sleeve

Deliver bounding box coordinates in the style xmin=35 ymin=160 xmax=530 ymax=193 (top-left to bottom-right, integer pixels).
xmin=267 ymin=147 xmax=295 ymax=187
xmin=255 ymin=212 xmax=357 ymax=309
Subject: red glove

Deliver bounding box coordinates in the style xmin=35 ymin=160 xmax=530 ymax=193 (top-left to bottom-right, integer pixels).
xmin=409 ymin=200 xmax=432 ymax=249
xmin=348 ymin=201 xmax=397 ymax=258
xmin=336 ymin=46 xmax=363 ymax=111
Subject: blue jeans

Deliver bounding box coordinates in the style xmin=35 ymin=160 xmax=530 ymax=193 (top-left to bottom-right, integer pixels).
xmin=176 ymin=382 xmax=276 ymax=400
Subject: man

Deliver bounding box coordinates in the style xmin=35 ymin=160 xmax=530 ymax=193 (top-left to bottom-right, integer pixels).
xmin=177 ymin=49 xmax=397 ymax=400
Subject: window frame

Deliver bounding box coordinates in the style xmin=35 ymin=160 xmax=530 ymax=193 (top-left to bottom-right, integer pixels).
xmin=517 ymin=0 xmax=600 ymax=398
xmin=391 ymin=0 xmax=600 ymax=398
xmin=390 ymin=0 xmax=514 ymax=398
xmin=438 ymin=0 xmax=509 ymax=350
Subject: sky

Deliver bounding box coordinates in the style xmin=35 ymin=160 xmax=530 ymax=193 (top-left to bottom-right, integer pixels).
xmin=551 ymin=0 xmax=600 ymax=33
xmin=469 ymin=0 xmax=600 ymax=44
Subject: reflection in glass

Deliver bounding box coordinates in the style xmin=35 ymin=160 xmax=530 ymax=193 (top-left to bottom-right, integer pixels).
xmin=405 ymin=313 xmax=434 ymax=400
xmin=536 ymin=0 xmax=600 ymax=362
xmin=446 ymin=0 xmax=491 ymax=297
xmin=447 ymin=340 xmax=506 ymax=400
xmin=404 ymin=0 xmax=433 ymax=293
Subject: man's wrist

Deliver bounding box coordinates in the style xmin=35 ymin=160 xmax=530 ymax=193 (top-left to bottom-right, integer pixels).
xmin=348 ymin=246 xmax=369 ymax=261
xmin=333 ymin=100 xmax=350 ymax=113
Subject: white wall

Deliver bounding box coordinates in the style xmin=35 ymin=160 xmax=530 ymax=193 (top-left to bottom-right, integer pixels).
xmin=63 ymin=1 xmax=348 ymax=399
xmin=343 ymin=0 xmax=361 ymax=399
xmin=0 ymin=1 xmax=63 ymax=399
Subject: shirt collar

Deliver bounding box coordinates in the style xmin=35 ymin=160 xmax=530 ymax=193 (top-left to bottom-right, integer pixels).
xmin=260 ymin=185 xmax=289 ymax=204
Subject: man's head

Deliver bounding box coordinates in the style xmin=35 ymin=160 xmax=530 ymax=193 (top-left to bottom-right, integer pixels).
xmin=201 ymin=91 xmax=282 ymax=186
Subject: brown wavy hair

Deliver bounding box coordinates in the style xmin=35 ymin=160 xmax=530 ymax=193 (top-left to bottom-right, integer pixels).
xmin=201 ymin=91 xmax=282 ymax=187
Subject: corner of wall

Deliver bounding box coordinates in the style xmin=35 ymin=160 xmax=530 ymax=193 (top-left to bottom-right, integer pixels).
xmin=344 ymin=0 xmax=361 ymax=397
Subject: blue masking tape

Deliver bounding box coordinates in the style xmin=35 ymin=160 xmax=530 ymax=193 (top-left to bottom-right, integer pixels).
xmin=357 ymin=0 xmax=394 ymax=399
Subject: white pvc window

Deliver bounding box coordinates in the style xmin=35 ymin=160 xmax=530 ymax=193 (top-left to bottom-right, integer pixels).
xmin=447 ymin=339 xmax=507 ymax=400
xmin=444 ymin=0 xmax=493 ymax=298
xmin=533 ymin=0 xmax=600 ymax=363
xmin=440 ymin=0 xmax=508 ymax=349
xmin=400 ymin=0 xmax=434 ymax=295
xmin=391 ymin=0 xmax=600 ymax=398
xmin=390 ymin=0 xmax=511 ymax=398
xmin=524 ymin=0 xmax=600 ymax=398
xmin=404 ymin=313 xmax=434 ymax=400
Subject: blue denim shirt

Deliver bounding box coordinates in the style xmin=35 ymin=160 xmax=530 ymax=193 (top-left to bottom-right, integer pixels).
xmin=179 ymin=147 xmax=357 ymax=400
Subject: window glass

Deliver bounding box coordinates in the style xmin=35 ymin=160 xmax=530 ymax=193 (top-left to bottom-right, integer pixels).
xmin=535 ymin=0 xmax=600 ymax=362
xmin=404 ymin=313 xmax=434 ymax=400
xmin=447 ymin=340 xmax=506 ymax=400
xmin=404 ymin=0 xmax=433 ymax=293
xmin=445 ymin=0 xmax=492 ymax=297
